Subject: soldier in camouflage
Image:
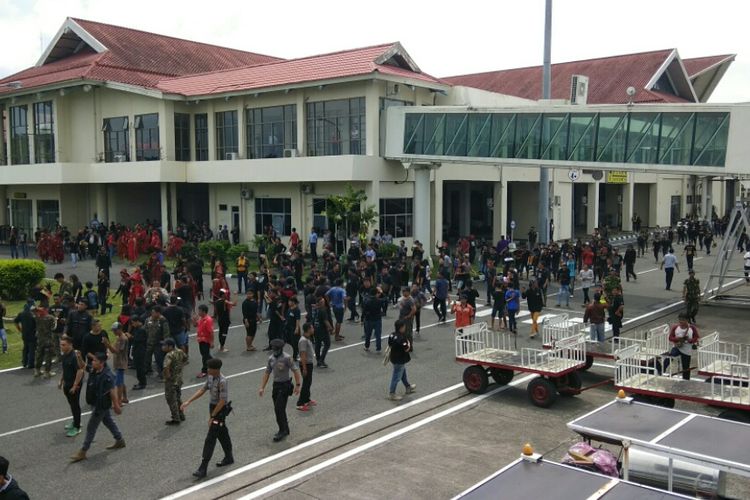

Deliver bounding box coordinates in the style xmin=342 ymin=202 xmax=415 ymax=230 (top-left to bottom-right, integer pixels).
xmin=682 ymin=269 xmax=701 ymax=324
xmin=144 ymin=306 xmax=170 ymax=378
xmin=33 ymin=306 xmax=57 ymax=378
xmin=162 ymin=338 xmax=188 ymax=425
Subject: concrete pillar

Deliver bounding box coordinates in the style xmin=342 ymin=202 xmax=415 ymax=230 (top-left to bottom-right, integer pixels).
xmin=170 ymin=182 xmax=178 ymax=229
xmin=237 ymin=101 xmax=246 ymax=158
xmin=0 ymin=186 xmax=7 ymax=226
xmin=106 ymin=185 xmax=117 ymax=224
xmin=460 ymin=182 xmax=471 ymax=236
xmin=159 ymin=100 xmax=175 ymax=161
xmin=208 ymin=184 xmax=217 ymax=229
xmin=94 ymin=184 xmax=108 ymax=224
xmin=492 ymin=181 xmax=503 ymax=243
xmin=207 ymin=101 xmax=216 ymax=161
xmin=365 ymin=81 xmax=379 ymax=156
xmin=296 ymin=91 xmax=306 ymax=156
xmin=160 ymin=182 xmax=169 ymax=236
xmin=414 ymin=167 xmax=431 ymax=249
xmin=433 ymin=174 xmax=444 ymax=247
xmin=365 ymin=180 xmax=381 ymax=238
xmin=622 ymin=180 xmax=635 ymax=231
xmin=702 ymin=177 xmax=712 ymax=219
xmin=587 ymin=182 xmax=599 ymax=234
xmin=499 ymin=178 xmax=508 ymax=242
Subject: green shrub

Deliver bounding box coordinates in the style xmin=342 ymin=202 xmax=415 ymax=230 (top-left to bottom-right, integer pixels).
xmin=198 ymin=240 xmax=230 ymax=261
xmin=377 ymin=243 xmax=398 ymax=259
xmin=0 ymin=260 xmax=46 ymax=300
xmin=179 ymin=243 xmax=200 ymax=261
xmin=227 ymin=244 xmax=251 ymax=263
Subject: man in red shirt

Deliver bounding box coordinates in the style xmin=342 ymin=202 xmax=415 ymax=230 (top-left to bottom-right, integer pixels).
xmin=581 ymin=245 xmax=595 ymax=269
xmin=195 ymin=304 xmax=214 ymax=378
xmin=451 ymin=295 xmax=474 ymax=331
xmin=289 ymin=228 xmax=300 ymax=252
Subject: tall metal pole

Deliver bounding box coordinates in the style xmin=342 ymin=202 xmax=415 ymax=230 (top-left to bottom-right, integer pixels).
xmin=538 ymin=0 xmax=552 ymax=243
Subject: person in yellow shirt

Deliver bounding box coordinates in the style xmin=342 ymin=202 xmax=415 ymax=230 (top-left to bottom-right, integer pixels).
xmin=236 ymin=252 xmax=249 ymax=294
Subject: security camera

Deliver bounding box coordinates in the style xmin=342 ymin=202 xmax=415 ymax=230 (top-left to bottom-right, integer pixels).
xmin=626 ymin=86 xmax=636 ymax=97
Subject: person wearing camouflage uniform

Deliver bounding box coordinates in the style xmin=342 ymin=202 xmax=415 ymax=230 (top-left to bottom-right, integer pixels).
xmin=144 ymin=306 xmax=170 ymax=378
xmin=682 ymin=270 xmax=701 ymax=324
xmin=162 ymin=338 xmax=188 ymax=425
xmin=33 ymin=306 xmax=57 ymax=378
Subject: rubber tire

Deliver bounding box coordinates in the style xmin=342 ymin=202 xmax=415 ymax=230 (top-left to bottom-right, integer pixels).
xmin=527 ymin=377 xmax=558 ymax=408
xmin=463 ymin=365 xmax=489 ymax=394
xmin=490 ymin=368 xmax=514 ymax=386
xmin=718 ymin=410 xmax=750 ymax=423
xmin=581 ymin=355 xmax=594 ymax=371
xmin=557 ymin=371 xmax=583 ymax=397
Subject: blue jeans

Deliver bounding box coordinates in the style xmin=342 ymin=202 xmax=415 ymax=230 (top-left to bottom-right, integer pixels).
xmin=0 ymin=328 xmax=7 ymax=353
xmin=590 ymin=323 xmax=605 ymax=342
xmin=237 ymin=272 xmax=247 ymax=293
xmin=557 ymin=285 xmax=570 ymax=306
xmin=82 ymin=408 xmax=122 ymax=451
xmin=507 ymin=309 xmax=518 ymax=331
xmin=363 ymin=319 xmax=382 ymax=351
xmin=22 ymin=338 xmax=36 ymax=368
xmin=10 ymin=245 xmax=18 ymax=258
xmin=389 ymin=363 xmax=410 ymax=394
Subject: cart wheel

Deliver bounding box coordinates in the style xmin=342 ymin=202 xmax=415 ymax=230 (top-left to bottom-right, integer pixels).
xmin=655 ymin=397 xmax=675 ymax=409
xmin=463 ymin=365 xmax=489 ymax=394
xmin=490 ymin=368 xmax=514 ymax=386
xmin=557 ymin=371 xmax=583 ymax=397
xmin=527 ymin=377 xmax=558 ymax=408
xmin=718 ymin=410 xmax=750 ymax=423
xmin=632 ymin=394 xmax=653 ymax=405
xmin=581 ymin=355 xmax=594 ymax=371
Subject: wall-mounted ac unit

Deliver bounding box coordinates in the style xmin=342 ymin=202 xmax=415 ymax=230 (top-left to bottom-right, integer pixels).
xmin=241 ymin=188 xmax=254 ymax=200
xmin=301 ymin=183 xmax=314 ymax=195
xmin=283 ymin=148 xmax=298 ymax=158
xmin=570 ymin=75 xmax=589 ymax=105
xmin=226 ymin=152 xmax=239 ymax=161
xmin=114 ymin=154 xmax=127 ymax=162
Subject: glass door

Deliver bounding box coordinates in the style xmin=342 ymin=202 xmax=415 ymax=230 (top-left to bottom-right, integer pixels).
xmin=11 ymin=199 xmax=33 ymax=231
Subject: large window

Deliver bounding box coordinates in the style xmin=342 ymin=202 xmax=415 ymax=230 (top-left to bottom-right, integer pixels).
xmin=103 ymin=116 xmax=129 ymax=162
xmin=312 ymin=198 xmax=329 ymax=232
xmin=216 ymin=110 xmax=238 ymax=160
xmin=246 ymin=105 xmax=296 ymax=159
xmin=379 ymin=198 xmax=413 ymax=238
xmin=195 ymin=113 xmax=208 ymax=161
xmin=135 ymin=113 xmax=159 ymax=161
xmin=174 ymin=113 xmax=190 ymax=161
xmin=255 ymin=198 xmax=291 ymax=235
xmin=306 ymin=97 xmax=365 ymax=156
xmin=37 ymin=199 xmax=59 ymax=230
xmin=33 ymin=101 xmax=55 ymax=163
xmin=10 ymin=105 xmax=29 ymax=164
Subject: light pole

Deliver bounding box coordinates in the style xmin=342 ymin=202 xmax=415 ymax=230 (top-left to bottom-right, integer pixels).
xmin=538 ymin=0 xmax=552 ymax=244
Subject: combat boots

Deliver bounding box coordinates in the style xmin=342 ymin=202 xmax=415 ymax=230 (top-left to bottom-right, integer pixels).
xmin=33 ymin=369 xmax=42 ymax=378
xmin=70 ymin=449 xmax=87 ymax=462
xmin=192 ymin=460 xmax=209 ymax=478
xmin=106 ymin=439 xmax=126 ymax=450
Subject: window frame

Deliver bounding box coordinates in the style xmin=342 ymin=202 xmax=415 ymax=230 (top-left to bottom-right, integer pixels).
xmin=379 ymin=198 xmax=413 ymax=238
xmin=33 ymin=101 xmax=55 ymax=164
xmin=194 ymin=113 xmax=208 ymax=161
xmin=134 ymin=113 xmax=160 ymax=161
xmin=9 ymin=105 xmax=29 ymax=165
xmin=215 ymin=110 xmax=238 ymax=160
xmin=174 ymin=112 xmax=191 ymax=161
xmin=246 ymin=104 xmax=297 ymax=159
xmin=306 ymin=97 xmax=366 ymax=156
xmin=103 ymin=116 xmax=130 ymax=163
xmin=255 ymin=197 xmax=292 ymax=236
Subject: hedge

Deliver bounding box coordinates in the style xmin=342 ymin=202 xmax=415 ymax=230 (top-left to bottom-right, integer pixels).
xmin=198 ymin=240 xmax=231 ymax=262
xmin=227 ymin=244 xmax=251 ymax=263
xmin=0 ymin=259 xmax=46 ymax=300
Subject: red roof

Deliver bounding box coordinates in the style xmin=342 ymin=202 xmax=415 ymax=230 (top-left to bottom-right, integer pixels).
xmin=157 ymin=43 xmax=444 ymax=96
xmin=0 ymin=18 xmax=282 ymax=95
xmin=443 ymin=49 xmax=694 ymax=104
xmin=682 ymin=55 xmax=734 ymax=77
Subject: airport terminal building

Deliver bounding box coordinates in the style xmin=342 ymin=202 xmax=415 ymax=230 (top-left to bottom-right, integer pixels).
xmin=1 ymin=17 xmax=748 ymax=246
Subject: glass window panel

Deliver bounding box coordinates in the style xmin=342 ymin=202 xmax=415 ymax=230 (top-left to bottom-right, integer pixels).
xmin=254 ymin=197 xmax=292 ymax=235
xmin=103 ymin=115 xmax=129 ymax=162
xmin=567 ymin=114 xmax=596 ymax=162
xmin=444 ymin=114 xmax=468 ymax=156
xmin=378 ymin=198 xmax=413 ymax=237
xmin=625 ymin=113 xmax=659 ymax=164
xmin=194 ymin=114 xmax=208 ymax=161
xmin=135 ymin=113 xmax=160 ymax=161
xmin=514 ymin=114 xmax=542 ymax=159
xmin=423 ymin=114 xmax=446 ymax=155
xmin=596 ymin=114 xmax=627 ymax=163
xmin=10 ymin=105 xmax=29 ymax=164
xmin=658 ymin=113 xmax=693 ymax=165
xmin=692 ymin=113 xmax=729 ymax=167
xmin=33 ymin=101 xmax=55 ymax=163
xmin=541 ymin=114 xmax=568 ymax=160
xmin=466 ymin=114 xmax=491 ymax=157
xmin=174 ymin=113 xmax=190 ymax=161
xmin=404 ymin=114 xmax=423 ymax=154
xmin=216 ymin=110 xmax=238 ymax=159
xmin=489 ymin=114 xmax=516 ymax=158
xmin=306 ymin=98 xmax=365 ymax=156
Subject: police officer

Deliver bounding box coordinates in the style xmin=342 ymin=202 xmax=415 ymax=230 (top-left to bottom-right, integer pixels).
xmin=162 ymin=338 xmax=187 ymax=425
xmin=144 ymin=306 xmax=170 ymax=378
xmin=181 ymin=358 xmax=233 ymax=478
xmin=33 ymin=306 xmax=57 ymax=378
xmin=682 ymin=269 xmax=701 ymax=324
xmin=258 ymin=338 xmax=301 ymax=442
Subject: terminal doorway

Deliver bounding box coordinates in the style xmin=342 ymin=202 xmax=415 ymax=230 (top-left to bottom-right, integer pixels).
xmin=176 ymin=183 xmax=209 ymax=225
xmin=572 ymin=183 xmax=588 ymax=236
xmin=443 ymin=181 xmax=494 ymax=243
xmin=599 ymin=184 xmax=623 ymax=230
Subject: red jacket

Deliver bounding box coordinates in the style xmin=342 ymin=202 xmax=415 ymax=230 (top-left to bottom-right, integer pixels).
xmin=669 ymin=323 xmax=700 ymax=344
xmin=197 ymin=315 xmax=214 ymax=345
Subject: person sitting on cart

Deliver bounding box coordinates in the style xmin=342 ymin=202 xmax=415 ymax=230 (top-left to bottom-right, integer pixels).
xmin=664 ymin=313 xmax=700 ymax=380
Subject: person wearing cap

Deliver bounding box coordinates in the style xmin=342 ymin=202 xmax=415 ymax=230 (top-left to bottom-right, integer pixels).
xmin=682 ymin=269 xmax=701 ymax=324
xmin=108 ymin=322 xmax=130 ymax=404
xmin=259 ymin=338 xmax=301 ymax=442
xmin=162 ymin=338 xmax=188 ymax=425
xmin=70 ymin=352 xmax=125 ymax=462
xmin=181 ymin=358 xmax=233 ymax=478
xmin=49 ymin=293 xmax=69 ymax=359
xmin=33 ymin=305 xmax=57 ymax=378
xmin=0 ymin=455 xmax=30 ymax=499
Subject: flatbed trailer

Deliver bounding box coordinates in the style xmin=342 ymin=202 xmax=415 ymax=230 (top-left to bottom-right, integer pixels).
xmin=615 ymin=343 xmax=750 ymax=419
xmin=698 ymin=331 xmax=750 ymax=380
xmin=455 ymin=322 xmax=587 ymax=407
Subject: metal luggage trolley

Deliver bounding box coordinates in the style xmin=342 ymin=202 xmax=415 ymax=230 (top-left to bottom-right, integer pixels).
xmin=615 ymin=343 xmax=750 ymax=420
xmin=455 ymin=322 xmax=587 ymax=407
xmin=698 ymin=332 xmax=750 ymax=381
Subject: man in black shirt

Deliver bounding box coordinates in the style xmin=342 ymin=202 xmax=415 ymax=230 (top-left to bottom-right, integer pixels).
xmin=242 ymin=290 xmax=260 ymax=352
xmin=59 ymin=336 xmax=85 ymax=436
xmin=265 ymin=291 xmax=285 ymax=351
xmin=623 ymin=244 xmax=637 ymax=282
xmin=14 ymin=304 xmax=36 ymax=369
xmin=313 ymin=296 xmax=332 ymax=368
xmin=162 ymin=296 xmax=187 ymax=350
xmin=130 ymin=316 xmax=148 ymax=390
xmin=66 ymin=300 xmax=92 ymax=351
xmin=81 ymin=319 xmax=109 ymax=367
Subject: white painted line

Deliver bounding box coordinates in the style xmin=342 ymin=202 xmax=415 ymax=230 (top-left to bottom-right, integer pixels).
xmin=160 ymin=381 xmax=472 ymax=500
xmin=234 ymin=374 xmax=537 ymax=500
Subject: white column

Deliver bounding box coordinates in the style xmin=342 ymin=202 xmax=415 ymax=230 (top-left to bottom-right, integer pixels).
xmin=237 ymin=101 xmax=246 ymax=158
xmin=433 ymin=174 xmax=444 ymax=246
xmin=413 ymin=166 xmax=431 ymax=249
xmin=492 ymin=181 xmax=503 ymax=243
xmin=499 ymin=178 xmax=508 ymax=240
xmin=365 ymin=180 xmax=381 ymax=238
xmin=170 ymin=182 xmax=178 ymax=230
xmin=296 ymin=91 xmax=306 ymax=156
xmin=94 ymin=184 xmax=107 ymax=224
xmin=587 ymin=182 xmax=599 ymax=234
xmin=622 ymin=180 xmax=634 ymax=231
xmin=460 ymin=182 xmax=471 ymax=236
xmin=206 ymin=101 xmax=216 ymax=161
xmin=702 ymin=177 xmax=712 ymax=219
xmin=365 ymin=81 xmax=379 ymax=156
xmin=160 ymin=182 xmax=169 ymax=237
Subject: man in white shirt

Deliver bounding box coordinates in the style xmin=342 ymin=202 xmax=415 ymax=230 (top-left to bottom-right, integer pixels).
xmin=578 ymin=264 xmax=594 ymax=306
xmin=664 ymin=314 xmax=699 ymax=380
xmin=659 ymin=249 xmax=680 ymax=291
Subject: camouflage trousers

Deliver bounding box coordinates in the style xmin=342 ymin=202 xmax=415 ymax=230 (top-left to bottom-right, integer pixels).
xmin=35 ymin=339 xmax=55 ymax=371
xmin=685 ymin=301 xmax=699 ymax=322
xmin=165 ymin=382 xmax=184 ymax=421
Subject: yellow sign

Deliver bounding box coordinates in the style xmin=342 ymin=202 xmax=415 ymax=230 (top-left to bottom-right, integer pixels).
xmin=606 ymin=171 xmax=628 ymax=184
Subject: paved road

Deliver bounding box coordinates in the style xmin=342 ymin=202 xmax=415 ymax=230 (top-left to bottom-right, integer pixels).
xmin=0 ymin=245 xmax=745 ymax=499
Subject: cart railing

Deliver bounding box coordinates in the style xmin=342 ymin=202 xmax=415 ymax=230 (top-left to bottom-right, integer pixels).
xmin=698 ymin=332 xmax=750 ymax=379
xmin=455 ymin=322 xmax=516 ymax=358
xmin=709 ymin=363 xmax=750 ymax=405
xmin=643 ymin=324 xmax=670 ymax=354
xmin=542 ymin=314 xmax=584 ymax=347
xmin=522 ymin=333 xmax=587 ymax=372
xmin=615 ymin=344 xmax=658 ymax=388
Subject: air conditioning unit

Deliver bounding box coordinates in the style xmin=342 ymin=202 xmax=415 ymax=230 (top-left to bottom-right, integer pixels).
xmin=570 ymin=75 xmax=589 ymax=105
xmin=283 ymin=148 xmax=298 ymax=158
xmin=114 ymin=154 xmax=127 ymax=162
xmin=226 ymin=152 xmax=239 ymax=161
xmin=301 ymin=183 xmax=314 ymax=195
xmin=240 ymin=188 xmax=254 ymax=200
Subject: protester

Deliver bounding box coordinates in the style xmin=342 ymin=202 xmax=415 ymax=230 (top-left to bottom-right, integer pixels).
xmin=387 ymin=320 xmax=415 ymax=401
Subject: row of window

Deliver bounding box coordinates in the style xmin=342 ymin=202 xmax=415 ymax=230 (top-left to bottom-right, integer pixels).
xmin=9 ymin=102 xmax=55 ymax=164
xmin=228 ymin=197 xmax=413 ymax=237
xmin=102 ymin=114 xmax=160 ymax=162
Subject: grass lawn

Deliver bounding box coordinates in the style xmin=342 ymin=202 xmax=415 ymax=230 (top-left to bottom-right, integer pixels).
xmin=1 ymin=290 xmax=123 ymax=371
